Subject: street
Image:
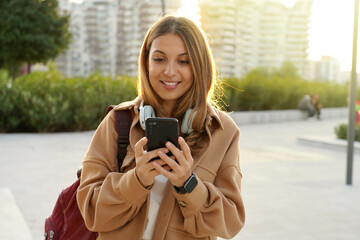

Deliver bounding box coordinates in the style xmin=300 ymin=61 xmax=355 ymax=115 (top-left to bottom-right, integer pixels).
xmin=0 ymin=117 xmax=359 ymax=240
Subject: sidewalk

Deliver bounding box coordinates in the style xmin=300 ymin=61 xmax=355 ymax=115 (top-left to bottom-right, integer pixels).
xmin=0 ymin=117 xmax=359 ymax=240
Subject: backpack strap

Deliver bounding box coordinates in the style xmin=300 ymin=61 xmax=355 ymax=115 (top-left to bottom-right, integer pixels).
xmin=105 ymin=106 xmax=132 ymax=172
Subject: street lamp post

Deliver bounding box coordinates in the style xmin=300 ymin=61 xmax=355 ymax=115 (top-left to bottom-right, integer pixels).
xmin=160 ymin=0 xmax=165 ymax=15
xmin=346 ymin=0 xmax=359 ymax=185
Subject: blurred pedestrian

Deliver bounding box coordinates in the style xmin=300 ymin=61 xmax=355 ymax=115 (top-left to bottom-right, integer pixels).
xmin=298 ymin=94 xmax=322 ymax=120
xmin=77 ymin=15 xmax=245 ymax=240
xmin=311 ymin=93 xmax=322 ymax=120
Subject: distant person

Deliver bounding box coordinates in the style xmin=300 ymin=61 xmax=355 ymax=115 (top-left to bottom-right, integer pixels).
xmin=77 ymin=15 xmax=245 ymax=239
xmin=298 ymin=94 xmax=321 ymax=120
xmin=311 ymin=93 xmax=322 ymax=120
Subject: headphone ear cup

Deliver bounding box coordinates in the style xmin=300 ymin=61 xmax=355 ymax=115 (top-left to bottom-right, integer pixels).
xmin=139 ymin=105 xmax=156 ymax=130
xmin=181 ymin=108 xmax=196 ymax=135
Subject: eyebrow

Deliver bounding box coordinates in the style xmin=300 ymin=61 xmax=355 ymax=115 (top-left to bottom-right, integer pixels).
xmin=152 ymin=50 xmax=188 ymax=56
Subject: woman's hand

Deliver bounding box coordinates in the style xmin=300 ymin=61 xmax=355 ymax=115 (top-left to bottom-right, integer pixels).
xmin=134 ymin=137 xmax=170 ymax=187
xmin=152 ymin=137 xmax=193 ymax=187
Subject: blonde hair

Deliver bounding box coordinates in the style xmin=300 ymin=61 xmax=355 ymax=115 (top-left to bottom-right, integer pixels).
xmin=138 ymin=15 xmax=219 ymax=150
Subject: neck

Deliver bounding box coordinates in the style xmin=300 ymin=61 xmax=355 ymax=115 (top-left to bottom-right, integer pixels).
xmin=161 ymin=101 xmax=176 ymax=117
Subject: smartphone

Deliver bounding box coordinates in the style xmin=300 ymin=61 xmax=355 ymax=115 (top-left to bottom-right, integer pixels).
xmin=145 ymin=117 xmax=179 ymax=160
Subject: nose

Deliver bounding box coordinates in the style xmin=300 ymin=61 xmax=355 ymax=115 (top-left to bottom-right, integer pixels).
xmin=164 ymin=62 xmax=176 ymax=77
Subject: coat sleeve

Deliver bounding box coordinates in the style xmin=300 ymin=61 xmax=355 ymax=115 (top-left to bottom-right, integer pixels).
xmin=173 ymin=125 xmax=245 ymax=239
xmin=76 ymin=110 xmax=149 ymax=232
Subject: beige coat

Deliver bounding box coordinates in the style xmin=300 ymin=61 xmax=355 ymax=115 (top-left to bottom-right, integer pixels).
xmin=77 ymin=97 xmax=245 ymax=240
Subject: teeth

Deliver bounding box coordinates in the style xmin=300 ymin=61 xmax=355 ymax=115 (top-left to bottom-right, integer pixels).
xmin=163 ymin=81 xmax=178 ymax=86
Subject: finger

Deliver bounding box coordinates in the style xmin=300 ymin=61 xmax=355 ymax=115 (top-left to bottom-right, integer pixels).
xmin=152 ymin=161 xmax=173 ymax=179
xmin=165 ymin=141 xmax=186 ymax=166
xmin=165 ymin=142 xmax=181 ymax=157
xmin=152 ymin=158 xmax=168 ymax=167
xmin=178 ymin=137 xmax=193 ymax=164
xmin=146 ymin=148 xmax=169 ymax=162
xmin=162 ymin=165 xmax=172 ymax=172
xmin=158 ymin=150 xmax=179 ymax=171
xmin=134 ymin=137 xmax=147 ymax=158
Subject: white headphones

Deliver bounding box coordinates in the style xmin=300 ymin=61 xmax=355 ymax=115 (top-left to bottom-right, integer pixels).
xmin=139 ymin=100 xmax=196 ymax=134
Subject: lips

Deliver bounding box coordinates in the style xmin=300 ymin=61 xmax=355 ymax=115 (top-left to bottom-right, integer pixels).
xmin=161 ymin=81 xmax=180 ymax=89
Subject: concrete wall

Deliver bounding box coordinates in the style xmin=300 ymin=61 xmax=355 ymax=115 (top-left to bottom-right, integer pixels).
xmin=229 ymin=107 xmax=348 ymax=125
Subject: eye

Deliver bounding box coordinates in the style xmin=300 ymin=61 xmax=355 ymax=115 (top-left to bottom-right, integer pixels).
xmin=153 ymin=58 xmax=164 ymax=62
xmin=179 ymin=60 xmax=190 ymax=64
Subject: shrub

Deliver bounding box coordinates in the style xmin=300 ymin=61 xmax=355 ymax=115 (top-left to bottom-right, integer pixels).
xmin=334 ymin=123 xmax=360 ymax=142
xmin=0 ymin=68 xmax=137 ymax=132
xmin=0 ymin=70 xmax=21 ymax=132
xmin=220 ymin=66 xmax=349 ymax=112
xmin=0 ymin=62 xmax=355 ymax=132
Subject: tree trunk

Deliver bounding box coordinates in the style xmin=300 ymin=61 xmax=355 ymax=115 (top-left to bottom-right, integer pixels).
xmin=27 ymin=63 xmax=31 ymax=74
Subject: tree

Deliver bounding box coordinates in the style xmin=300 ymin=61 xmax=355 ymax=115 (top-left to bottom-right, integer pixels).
xmin=0 ymin=0 xmax=71 ymax=79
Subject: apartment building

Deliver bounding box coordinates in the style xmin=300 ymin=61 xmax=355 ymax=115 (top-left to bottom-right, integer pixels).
xmin=284 ymin=0 xmax=313 ymax=78
xmin=257 ymin=0 xmax=287 ymax=69
xmin=57 ymin=0 xmax=117 ymax=77
xmin=199 ymin=0 xmax=237 ymax=78
xmin=57 ymin=1 xmax=91 ymax=77
xmin=199 ymin=0 xmax=313 ymax=78
xmin=309 ymin=56 xmax=341 ymax=82
xmin=83 ymin=0 xmax=118 ymax=77
xmin=236 ymin=0 xmax=260 ymax=77
xmin=57 ymin=0 xmax=312 ymax=79
xmin=56 ymin=0 xmax=180 ymax=78
xmin=117 ymin=0 xmax=181 ymax=77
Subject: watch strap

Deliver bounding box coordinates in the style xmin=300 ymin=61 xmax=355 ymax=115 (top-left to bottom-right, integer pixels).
xmin=173 ymin=173 xmax=198 ymax=194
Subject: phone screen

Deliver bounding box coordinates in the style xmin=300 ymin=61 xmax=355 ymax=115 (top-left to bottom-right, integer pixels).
xmin=145 ymin=117 xmax=179 ymax=160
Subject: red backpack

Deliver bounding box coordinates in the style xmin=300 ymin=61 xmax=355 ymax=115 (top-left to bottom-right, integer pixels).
xmin=44 ymin=107 xmax=132 ymax=240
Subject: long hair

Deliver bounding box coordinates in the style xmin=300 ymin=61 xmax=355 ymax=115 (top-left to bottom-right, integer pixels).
xmin=138 ymin=15 xmax=219 ymax=150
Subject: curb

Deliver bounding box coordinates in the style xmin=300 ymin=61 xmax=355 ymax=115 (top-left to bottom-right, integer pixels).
xmin=297 ymin=135 xmax=360 ymax=154
xmin=230 ymin=107 xmax=347 ymax=125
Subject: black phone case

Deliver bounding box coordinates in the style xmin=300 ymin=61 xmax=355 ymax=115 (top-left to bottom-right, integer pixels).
xmin=145 ymin=117 xmax=179 ymax=152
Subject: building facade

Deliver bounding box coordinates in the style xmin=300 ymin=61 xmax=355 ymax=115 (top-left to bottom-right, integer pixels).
xmin=56 ymin=0 xmax=180 ymax=78
xmin=199 ymin=0 xmax=313 ymax=79
xmin=116 ymin=0 xmax=181 ymax=77
xmin=309 ymin=56 xmax=341 ymax=82
xmin=57 ymin=0 xmax=313 ymax=79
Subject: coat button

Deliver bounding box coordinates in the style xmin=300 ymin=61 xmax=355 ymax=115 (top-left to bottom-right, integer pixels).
xmin=178 ymin=201 xmax=187 ymax=208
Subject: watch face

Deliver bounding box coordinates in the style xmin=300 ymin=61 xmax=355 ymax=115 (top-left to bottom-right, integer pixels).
xmin=184 ymin=175 xmax=198 ymax=193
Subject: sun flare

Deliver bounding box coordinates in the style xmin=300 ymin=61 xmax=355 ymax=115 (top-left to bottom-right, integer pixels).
xmin=177 ymin=0 xmax=201 ymax=26
xmin=309 ymin=0 xmax=354 ymax=71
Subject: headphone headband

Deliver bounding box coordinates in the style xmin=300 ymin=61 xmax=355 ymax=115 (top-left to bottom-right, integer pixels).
xmin=138 ymin=100 xmax=194 ymax=134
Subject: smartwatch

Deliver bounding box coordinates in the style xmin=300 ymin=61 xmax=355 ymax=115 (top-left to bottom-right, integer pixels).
xmin=173 ymin=173 xmax=198 ymax=194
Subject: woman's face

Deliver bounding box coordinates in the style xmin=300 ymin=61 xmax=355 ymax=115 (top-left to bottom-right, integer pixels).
xmin=147 ymin=33 xmax=194 ymax=113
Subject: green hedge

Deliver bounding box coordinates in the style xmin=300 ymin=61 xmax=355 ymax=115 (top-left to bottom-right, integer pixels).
xmin=0 ymin=68 xmax=137 ymax=132
xmin=221 ymin=66 xmax=350 ymax=111
xmin=1 ymin=62 xmax=358 ymax=132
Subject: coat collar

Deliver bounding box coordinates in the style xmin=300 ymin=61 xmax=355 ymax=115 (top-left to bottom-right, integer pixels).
xmin=206 ymin=102 xmax=224 ymax=131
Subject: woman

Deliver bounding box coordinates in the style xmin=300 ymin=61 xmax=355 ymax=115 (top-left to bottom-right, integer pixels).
xmin=77 ymin=15 xmax=245 ymax=240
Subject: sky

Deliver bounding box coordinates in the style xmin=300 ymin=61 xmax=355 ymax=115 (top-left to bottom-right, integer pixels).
xmin=283 ymin=0 xmax=356 ymax=72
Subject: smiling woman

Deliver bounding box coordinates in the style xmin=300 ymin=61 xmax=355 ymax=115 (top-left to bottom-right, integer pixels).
xmin=77 ymin=15 xmax=245 ymax=240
